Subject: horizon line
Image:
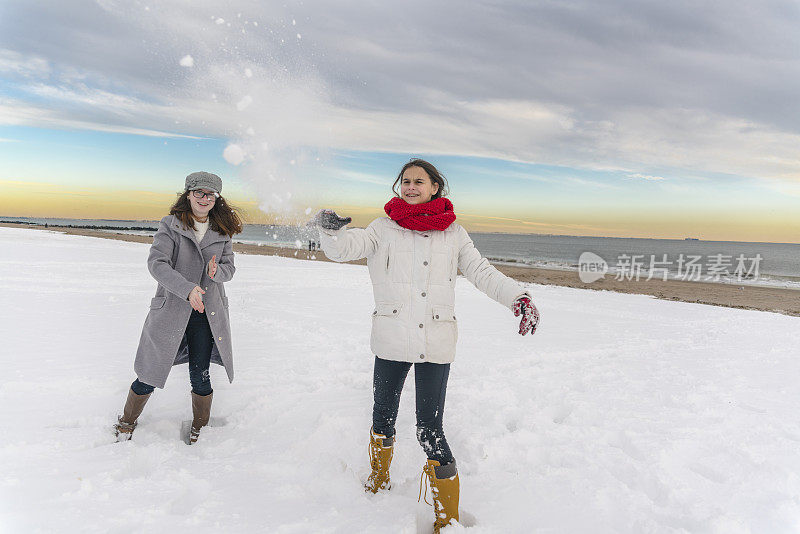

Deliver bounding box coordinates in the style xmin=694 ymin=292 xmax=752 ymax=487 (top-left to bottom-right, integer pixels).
xmin=1 ymin=214 xmax=797 ymax=246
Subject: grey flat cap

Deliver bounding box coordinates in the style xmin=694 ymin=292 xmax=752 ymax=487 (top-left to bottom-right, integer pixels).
xmin=185 ymin=171 xmax=223 ymax=194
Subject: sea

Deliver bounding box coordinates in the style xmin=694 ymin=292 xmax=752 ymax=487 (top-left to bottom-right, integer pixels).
xmin=3 ymin=216 xmax=799 ymax=289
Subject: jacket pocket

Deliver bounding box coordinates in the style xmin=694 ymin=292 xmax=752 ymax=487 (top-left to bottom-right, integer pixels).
xmin=431 ymin=305 xmax=456 ymax=322
xmin=373 ymin=302 xmax=402 ymax=317
xmin=150 ymin=296 xmax=167 ymax=309
xmin=430 ymin=304 xmax=458 ymax=354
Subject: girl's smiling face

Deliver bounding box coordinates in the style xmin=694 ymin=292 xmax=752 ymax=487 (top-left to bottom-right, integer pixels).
xmin=189 ymin=189 xmax=216 ymax=219
xmin=400 ymin=166 xmax=439 ymax=204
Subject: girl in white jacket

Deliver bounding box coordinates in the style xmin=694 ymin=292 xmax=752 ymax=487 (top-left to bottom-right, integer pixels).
xmin=316 ymin=158 xmax=539 ymax=532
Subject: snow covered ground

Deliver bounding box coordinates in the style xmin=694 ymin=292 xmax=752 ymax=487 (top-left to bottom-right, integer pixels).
xmin=2 ymin=226 xmax=800 ymax=533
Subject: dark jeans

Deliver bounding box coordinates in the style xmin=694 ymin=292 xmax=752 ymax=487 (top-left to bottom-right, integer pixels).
xmin=131 ymin=310 xmax=214 ymax=396
xmin=372 ymin=356 xmax=454 ymax=465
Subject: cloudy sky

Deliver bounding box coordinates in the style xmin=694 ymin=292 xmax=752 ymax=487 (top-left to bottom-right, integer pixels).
xmin=1 ymin=0 xmax=798 ymax=241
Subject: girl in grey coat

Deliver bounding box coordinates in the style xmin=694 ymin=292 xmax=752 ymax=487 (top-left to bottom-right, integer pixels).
xmin=114 ymin=172 xmax=242 ymax=444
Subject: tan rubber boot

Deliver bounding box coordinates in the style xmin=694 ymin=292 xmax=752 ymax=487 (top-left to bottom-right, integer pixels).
xmin=114 ymin=388 xmax=152 ymax=441
xmin=365 ymin=427 xmax=394 ymax=493
xmin=189 ymin=391 xmax=213 ymax=444
xmin=422 ymin=459 xmax=460 ymax=532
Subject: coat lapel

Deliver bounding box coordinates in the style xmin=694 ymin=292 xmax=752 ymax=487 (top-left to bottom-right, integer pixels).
xmin=169 ymin=216 xmax=226 ymax=253
xmin=171 ymin=217 xmax=199 ymax=241
xmin=199 ymin=227 xmax=227 ymax=249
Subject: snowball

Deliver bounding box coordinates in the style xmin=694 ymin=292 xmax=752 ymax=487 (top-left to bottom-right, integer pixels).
xmin=236 ymin=95 xmax=253 ymax=111
xmin=244 ymin=68 xmax=253 ymax=78
xmin=215 ymin=18 xmax=225 ymax=24
xmin=296 ymin=33 xmax=302 ymax=40
xmin=179 ymin=55 xmax=194 ymax=67
xmin=223 ymin=144 xmax=245 ymax=165
xmin=295 ymin=240 xmax=303 ymax=249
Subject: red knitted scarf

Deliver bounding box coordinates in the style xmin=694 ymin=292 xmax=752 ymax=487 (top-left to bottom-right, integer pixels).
xmin=384 ymin=197 xmax=456 ymax=231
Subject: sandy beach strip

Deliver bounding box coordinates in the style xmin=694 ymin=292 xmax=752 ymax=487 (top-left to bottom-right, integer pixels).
xmin=4 ymin=222 xmax=798 ymax=317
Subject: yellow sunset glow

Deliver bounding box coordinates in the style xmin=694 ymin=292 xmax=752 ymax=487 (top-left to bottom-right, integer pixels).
xmin=1 ymin=181 xmax=797 ymax=243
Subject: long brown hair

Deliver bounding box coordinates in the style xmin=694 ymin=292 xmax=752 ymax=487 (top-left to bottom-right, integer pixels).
xmin=392 ymin=158 xmax=450 ymax=199
xmin=170 ymin=191 xmax=243 ymax=237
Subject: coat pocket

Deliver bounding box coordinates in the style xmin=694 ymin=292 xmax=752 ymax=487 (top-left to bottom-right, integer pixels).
xmin=429 ymin=304 xmax=458 ymax=357
xmin=371 ymin=302 xmax=406 ymax=358
xmin=150 ymin=296 xmax=167 ymax=309
xmin=431 ymin=305 xmax=456 ymax=322
xmin=373 ymin=302 xmax=402 ymax=317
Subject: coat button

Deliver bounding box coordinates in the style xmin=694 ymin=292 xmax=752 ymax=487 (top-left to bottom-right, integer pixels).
xmin=218 ymin=336 xmax=222 ymax=341
xmin=393 ymin=309 xmax=397 ymax=314
xmin=419 ymin=323 xmax=424 ymax=328
xmin=419 ymin=354 xmax=425 ymax=359
xmin=210 ymin=311 xmax=215 ymax=316
xmin=423 ymin=261 xmax=428 ymax=266
xmin=423 ymin=235 xmax=429 ymax=238
xmin=435 ymin=315 xmax=439 ymax=319
xmin=421 ymin=292 xmax=426 ymax=297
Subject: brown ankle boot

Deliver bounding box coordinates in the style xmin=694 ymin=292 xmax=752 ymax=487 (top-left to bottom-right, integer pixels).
xmin=189 ymin=391 xmax=213 ymax=444
xmin=365 ymin=428 xmax=394 ymax=493
xmin=114 ymin=388 xmax=151 ymax=441
xmin=422 ymin=459 xmax=460 ymax=532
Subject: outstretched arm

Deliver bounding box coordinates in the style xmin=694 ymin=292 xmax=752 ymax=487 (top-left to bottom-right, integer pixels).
xmin=315 ymin=210 xmax=380 ymax=262
xmin=457 ymin=226 xmax=539 ymax=335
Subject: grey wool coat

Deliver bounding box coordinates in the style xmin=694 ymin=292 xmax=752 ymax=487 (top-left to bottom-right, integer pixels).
xmin=134 ymin=214 xmax=235 ymax=388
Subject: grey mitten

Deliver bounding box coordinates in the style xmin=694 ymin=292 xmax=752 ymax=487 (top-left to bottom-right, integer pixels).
xmin=314 ymin=209 xmax=352 ymax=230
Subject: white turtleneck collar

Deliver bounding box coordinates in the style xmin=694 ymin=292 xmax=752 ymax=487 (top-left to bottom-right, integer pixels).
xmin=193 ymin=218 xmax=209 ymax=243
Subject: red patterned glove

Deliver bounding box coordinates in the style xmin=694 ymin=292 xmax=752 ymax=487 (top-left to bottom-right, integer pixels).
xmin=513 ymin=295 xmax=539 ymax=336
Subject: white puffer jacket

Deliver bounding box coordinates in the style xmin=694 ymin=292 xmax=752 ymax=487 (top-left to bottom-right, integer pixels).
xmin=320 ymin=217 xmax=529 ymax=364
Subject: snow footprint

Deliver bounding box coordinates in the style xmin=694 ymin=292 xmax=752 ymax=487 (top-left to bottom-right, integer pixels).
xmin=540 ymin=404 xmax=573 ymax=425
xmin=688 ymin=462 xmax=729 ymax=484
xmin=606 ymin=430 xmax=646 ymax=462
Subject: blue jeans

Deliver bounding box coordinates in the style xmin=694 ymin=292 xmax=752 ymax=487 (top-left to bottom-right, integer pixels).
xmin=131 ymin=310 xmax=213 ymax=396
xmin=372 ymin=356 xmax=454 ymax=465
